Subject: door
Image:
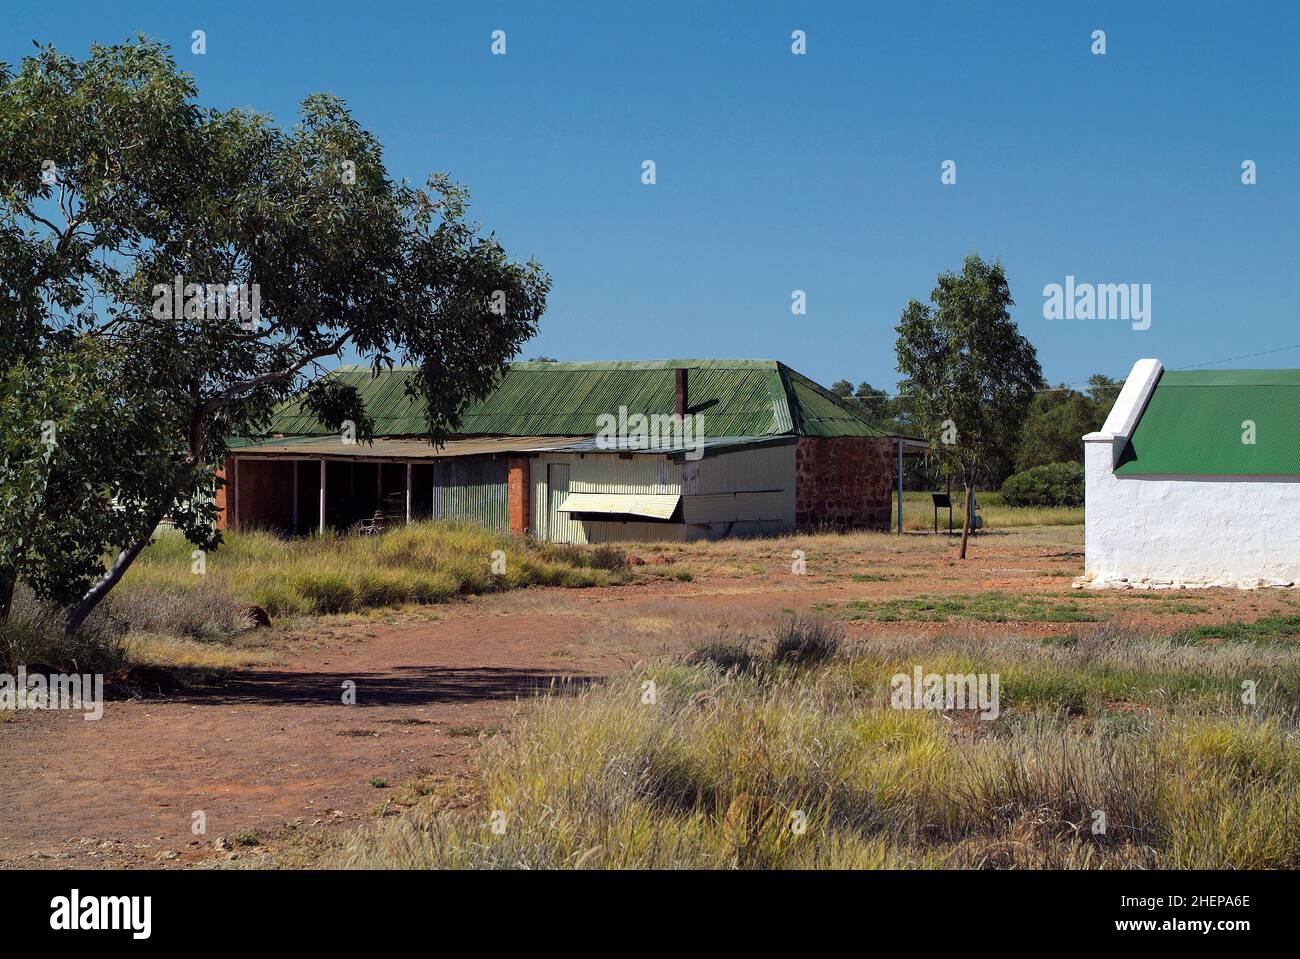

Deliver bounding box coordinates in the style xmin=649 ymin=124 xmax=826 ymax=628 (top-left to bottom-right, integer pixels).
xmin=546 ymin=463 xmax=572 ymax=543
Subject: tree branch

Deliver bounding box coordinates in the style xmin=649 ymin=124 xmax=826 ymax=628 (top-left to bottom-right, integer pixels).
xmin=197 ymin=333 xmax=351 ymax=418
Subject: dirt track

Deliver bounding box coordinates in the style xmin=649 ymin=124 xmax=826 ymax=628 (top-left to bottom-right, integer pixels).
xmin=3 ymin=529 xmax=1296 ymax=869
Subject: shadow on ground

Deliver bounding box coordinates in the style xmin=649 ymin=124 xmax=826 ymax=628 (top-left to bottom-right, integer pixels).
xmin=171 ymin=665 xmax=598 ymax=707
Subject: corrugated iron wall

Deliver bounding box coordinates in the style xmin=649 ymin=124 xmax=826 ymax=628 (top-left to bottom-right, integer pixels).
xmin=531 ymin=453 xmax=687 ymax=543
xmin=693 ymin=443 xmax=794 ymax=496
xmin=432 ymin=457 xmax=509 ymax=531
xmin=567 ymin=454 xmax=682 ymax=495
xmin=530 ymin=446 xmax=795 ymax=543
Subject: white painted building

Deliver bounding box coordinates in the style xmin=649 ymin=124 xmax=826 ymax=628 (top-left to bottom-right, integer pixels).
xmin=1080 ymin=358 xmax=1300 ymax=589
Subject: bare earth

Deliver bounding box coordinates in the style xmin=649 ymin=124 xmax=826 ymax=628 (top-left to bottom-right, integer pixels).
xmin=3 ymin=527 xmax=1297 ymax=869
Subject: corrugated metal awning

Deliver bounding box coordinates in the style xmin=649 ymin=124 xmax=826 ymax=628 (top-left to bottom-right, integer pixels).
xmin=557 ymin=492 xmax=681 ymax=519
xmin=231 ymin=435 xmax=588 ymax=461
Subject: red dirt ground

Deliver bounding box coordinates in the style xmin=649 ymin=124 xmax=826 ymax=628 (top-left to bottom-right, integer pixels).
xmin=2 ymin=530 xmax=1296 ymax=869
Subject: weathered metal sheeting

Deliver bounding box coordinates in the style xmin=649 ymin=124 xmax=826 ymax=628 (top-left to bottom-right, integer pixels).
xmin=454 ymin=364 xmax=788 ymax=437
xmin=267 ymin=367 xmax=428 ymax=436
xmin=558 ymin=492 xmax=681 ymax=519
xmin=782 ymin=367 xmax=888 ymax=437
xmin=260 ymin=360 xmax=888 ymax=439
xmin=231 ymin=435 xmax=587 ymax=460
xmin=434 ymin=458 xmax=508 ymax=530
xmin=530 ymin=440 xmax=797 ymax=542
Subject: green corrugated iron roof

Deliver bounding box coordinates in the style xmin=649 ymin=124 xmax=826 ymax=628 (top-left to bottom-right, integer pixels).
xmin=263 ymin=360 xmax=889 ymax=440
xmin=1116 ymin=369 xmax=1300 ymax=475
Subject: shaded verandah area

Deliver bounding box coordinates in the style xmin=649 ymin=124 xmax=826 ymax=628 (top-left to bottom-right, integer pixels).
xmin=222 ymin=436 xmax=585 ymax=535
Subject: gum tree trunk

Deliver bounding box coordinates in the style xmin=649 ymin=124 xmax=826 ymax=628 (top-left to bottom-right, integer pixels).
xmin=63 ymin=497 xmax=175 ymax=637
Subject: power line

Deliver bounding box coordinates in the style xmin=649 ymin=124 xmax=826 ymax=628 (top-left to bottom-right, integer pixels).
xmin=1174 ymin=343 xmax=1300 ymax=370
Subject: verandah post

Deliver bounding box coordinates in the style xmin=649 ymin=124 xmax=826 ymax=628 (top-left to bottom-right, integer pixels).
xmin=319 ymin=459 xmax=326 ymax=533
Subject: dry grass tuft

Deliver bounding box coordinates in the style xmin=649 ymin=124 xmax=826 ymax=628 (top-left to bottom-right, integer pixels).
xmin=121 ymin=521 xmax=629 ymax=622
xmin=335 ymin=618 xmax=1300 ymax=870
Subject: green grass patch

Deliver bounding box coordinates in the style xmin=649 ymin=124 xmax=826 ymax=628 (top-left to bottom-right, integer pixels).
xmin=835 ymin=592 xmax=1101 ymax=623
xmin=900 ymin=490 xmax=1082 ymax=531
xmin=1173 ymin=614 xmax=1300 ymax=647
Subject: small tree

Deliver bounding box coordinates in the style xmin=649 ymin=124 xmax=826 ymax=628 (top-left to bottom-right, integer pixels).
xmin=1 ymin=39 xmax=549 ymax=633
xmin=895 ymin=254 xmax=1042 ymax=558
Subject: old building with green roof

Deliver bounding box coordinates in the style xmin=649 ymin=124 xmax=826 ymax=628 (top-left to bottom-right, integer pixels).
xmin=221 ymin=359 xmax=901 ymax=543
xmin=1082 ymin=359 xmax=1300 ymax=589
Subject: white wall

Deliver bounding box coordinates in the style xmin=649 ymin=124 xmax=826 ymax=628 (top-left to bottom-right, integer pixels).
xmin=1083 ymin=358 xmax=1300 ymax=588
xmin=1084 ymin=440 xmax=1300 ymax=587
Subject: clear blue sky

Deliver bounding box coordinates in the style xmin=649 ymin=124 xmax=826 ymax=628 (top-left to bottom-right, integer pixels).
xmin=8 ymin=1 xmax=1299 ymax=393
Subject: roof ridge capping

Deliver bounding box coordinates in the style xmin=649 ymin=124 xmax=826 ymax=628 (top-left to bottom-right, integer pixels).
xmin=1086 ymin=359 xmax=1163 ymax=441
xmin=1084 ymin=358 xmax=1162 ymax=467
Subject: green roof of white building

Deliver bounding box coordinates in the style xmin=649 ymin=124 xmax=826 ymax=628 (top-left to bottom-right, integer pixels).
xmin=1116 ymin=369 xmax=1300 ymax=475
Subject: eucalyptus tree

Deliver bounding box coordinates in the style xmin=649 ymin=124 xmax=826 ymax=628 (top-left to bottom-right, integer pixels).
xmin=895 ymin=254 xmax=1042 ymax=558
xmin=0 ymin=38 xmax=549 ymax=632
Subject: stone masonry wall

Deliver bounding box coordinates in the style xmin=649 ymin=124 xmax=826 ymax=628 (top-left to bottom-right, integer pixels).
xmin=794 ymin=436 xmax=893 ymax=530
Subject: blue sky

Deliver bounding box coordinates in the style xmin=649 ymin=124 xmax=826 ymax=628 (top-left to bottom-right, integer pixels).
xmin=8 ymin=1 xmax=1299 ymax=393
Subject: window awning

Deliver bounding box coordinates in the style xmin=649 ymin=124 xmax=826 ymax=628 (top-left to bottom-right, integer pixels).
xmin=557 ymin=492 xmax=681 ymax=520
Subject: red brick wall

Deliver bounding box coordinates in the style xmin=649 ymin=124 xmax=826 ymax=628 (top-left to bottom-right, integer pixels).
xmin=507 ymin=457 xmax=530 ymax=535
xmin=215 ymin=457 xmax=233 ymax=530
xmin=795 ymin=437 xmax=894 ymax=530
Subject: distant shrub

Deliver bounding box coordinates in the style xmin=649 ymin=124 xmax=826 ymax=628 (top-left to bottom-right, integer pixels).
xmin=1001 ymin=462 xmax=1084 ymax=507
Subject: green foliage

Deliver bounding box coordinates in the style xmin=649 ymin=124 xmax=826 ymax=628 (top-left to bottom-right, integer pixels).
xmin=1087 ymin=374 xmax=1123 ymax=411
xmin=830 ymin=380 xmax=901 ymax=431
xmin=1014 ymin=388 xmax=1108 ymax=472
xmin=894 ymin=254 xmax=1044 ymax=500
xmin=1173 ymin=615 xmax=1300 ymax=647
xmin=1000 ymin=462 xmax=1085 ymax=507
xmin=0 ymin=38 xmax=549 ymax=628
xmin=0 ymin=338 xmax=206 ymax=615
